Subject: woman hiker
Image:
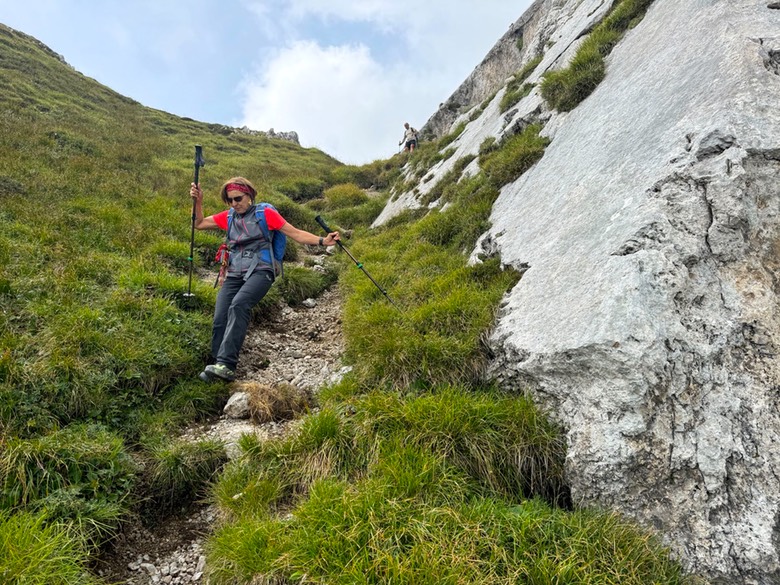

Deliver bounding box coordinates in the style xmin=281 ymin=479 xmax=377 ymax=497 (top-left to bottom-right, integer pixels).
xmin=190 ymin=176 xmax=340 ymax=382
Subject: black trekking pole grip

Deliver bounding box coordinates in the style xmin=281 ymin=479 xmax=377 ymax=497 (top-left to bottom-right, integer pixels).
xmin=193 ymin=145 xmax=204 ymax=185
xmin=315 ymin=215 xmax=333 ymax=234
xmin=316 ymin=214 xmax=347 ymax=254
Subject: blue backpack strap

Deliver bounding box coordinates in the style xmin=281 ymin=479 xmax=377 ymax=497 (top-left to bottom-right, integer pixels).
xmin=256 ymin=203 xmax=285 ymax=278
xmin=226 ymin=208 xmax=235 ymax=238
xmin=255 ymin=203 xmax=271 ymax=242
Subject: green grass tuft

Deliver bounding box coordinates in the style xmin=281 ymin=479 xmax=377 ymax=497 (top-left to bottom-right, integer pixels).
xmin=0 ymin=424 xmax=136 ymax=546
xmin=499 ymin=55 xmax=543 ymax=113
xmin=541 ymin=0 xmax=656 ymax=111
xmin=326 ymin=197 xmax=386 ymax=230
xmin=273 ymin=176 xmax=325 ymax=202
xmin=140 ymin=438 xmax=226 ymax=515
xmin=322 ymin=183 xmax=370 ymax=209
xmin=276 ymin=265 xmax=337 ymax=307
xmin=0 ymin=510 xmax=101 ymax=585
xmin=478 ymin=124 xmax=549 ymax=188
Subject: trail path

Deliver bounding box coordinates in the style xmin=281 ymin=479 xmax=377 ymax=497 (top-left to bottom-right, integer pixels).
xmin=98 ymin=255 xmax=345 ymax=585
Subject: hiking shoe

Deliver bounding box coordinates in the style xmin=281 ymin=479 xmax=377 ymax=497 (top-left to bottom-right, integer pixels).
xmin=204 ymin=363 xmax=236 ymax=382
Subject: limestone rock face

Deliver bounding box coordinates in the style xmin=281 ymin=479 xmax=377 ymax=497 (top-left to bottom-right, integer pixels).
xmin=484 ymin=1 xmax=780 ymax=583
xmin=420 ymin=0 xmax=616 ymax=141
xmin=375 ymin=0 xmax=780 ymax=582
xmin=372 ymin=0 xmax=615 ymax=227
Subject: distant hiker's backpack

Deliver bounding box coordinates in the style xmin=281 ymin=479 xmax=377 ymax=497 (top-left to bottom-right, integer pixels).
xmin=226 ymin=203 xmax=286 ymax=279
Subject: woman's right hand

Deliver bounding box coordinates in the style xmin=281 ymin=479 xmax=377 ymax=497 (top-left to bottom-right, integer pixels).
xmin=190 ymin=183 xmax=203 ymax=202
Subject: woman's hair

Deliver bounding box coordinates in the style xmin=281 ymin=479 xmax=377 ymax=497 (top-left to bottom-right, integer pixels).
xmin=219 ymin=176 xmax=257 ymax=204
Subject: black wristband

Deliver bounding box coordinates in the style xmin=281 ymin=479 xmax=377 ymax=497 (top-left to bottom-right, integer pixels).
xmin=319 ymin=237 xmax=324 ymax=246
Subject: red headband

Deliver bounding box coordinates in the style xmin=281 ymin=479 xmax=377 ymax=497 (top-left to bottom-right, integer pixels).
xmin=225 ymin=183 xmax=253 ymax=196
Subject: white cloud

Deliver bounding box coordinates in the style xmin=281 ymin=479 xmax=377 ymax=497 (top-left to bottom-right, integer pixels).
xmin=238 ymin=0 xmax=529 ymax=164
xmin=240 ymin=41 xmax=415 ymax=164
xmin=275 ymin=0 xmax=520 ymax=64
xmin=283 ymin=0 xmax=402 ymax=26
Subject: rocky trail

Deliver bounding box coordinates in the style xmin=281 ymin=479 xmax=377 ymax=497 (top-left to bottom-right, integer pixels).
xmin=97 ymin=254 xmax=346 ymax=585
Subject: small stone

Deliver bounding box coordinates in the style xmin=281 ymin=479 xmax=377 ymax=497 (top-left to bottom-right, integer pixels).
xmin=141 ymin=563 xmax=158 ymax=577
xmin=223 ymin=392 xmax=251 ymax=419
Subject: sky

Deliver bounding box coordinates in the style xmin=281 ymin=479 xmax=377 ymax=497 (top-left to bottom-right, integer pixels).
xmin=0 ymin=1 xmax=532 ymax=165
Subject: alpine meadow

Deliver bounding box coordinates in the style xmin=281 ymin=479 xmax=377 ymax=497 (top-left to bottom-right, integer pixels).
xmin=0 ymin=13 xmax=696 ymax=585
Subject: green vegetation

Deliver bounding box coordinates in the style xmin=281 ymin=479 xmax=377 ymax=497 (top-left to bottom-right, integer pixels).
xmin=541 ymin=0 xmax=656 ymax=111
xmin=276 ymin=265 xmax=338 ymax=307
xmin=207 ymin=388 xmax=687 ymax=584
xmin=307 ymin=182 xmax=387 ymax=230
xmin=0 ymin=18 xmax=692 ymax=585
xmin=327 ymin=155 xmax=405 ymax=190
xmin=405 ymin=121 xmax=469 ymax=178
xmin=1 ymin=424 xmax=136 ymax=545
xmin=479 ymin=124 xmax=550 ymax=188
xmin=323 ymin=183 xmax=370 ymax=209
xmin=0 ymin=511 xmax=100 ymax=585
xmin=140 ymin=438 xmax=227 ymax=515
xmin=274 ymin=176 xmax=325 ymax=202
xmin=418 ymin=154 xmax=475 ymax=207
xmin=499 ymin=55 xmax=543 ymax=113
xmin=437 ymin=121 xmax=467 ymax=150
xmin=333 ymin=167 xmax=521 ymax=387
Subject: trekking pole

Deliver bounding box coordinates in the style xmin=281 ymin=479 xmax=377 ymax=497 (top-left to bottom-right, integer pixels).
xmin=315 ymin=215 xmax=402 ymax=312
xmin=184 ymin=145 xmax=205 ymax=303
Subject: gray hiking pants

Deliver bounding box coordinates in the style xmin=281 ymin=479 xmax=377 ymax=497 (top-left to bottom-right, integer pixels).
xmin=212 ymin=270 xmax=274 ymax=370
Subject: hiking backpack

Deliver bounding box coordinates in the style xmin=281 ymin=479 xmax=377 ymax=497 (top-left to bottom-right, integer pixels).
xmin=226 ymin=203 xmax=287 ymax=278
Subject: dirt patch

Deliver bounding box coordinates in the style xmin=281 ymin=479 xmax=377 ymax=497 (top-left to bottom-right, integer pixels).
xmin=94 ymin=504 xmax=213 ymax=584
xmin=239 ymin=285 xmax=346 ymax=390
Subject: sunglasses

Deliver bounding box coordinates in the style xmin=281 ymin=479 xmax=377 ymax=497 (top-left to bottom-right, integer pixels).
xmin=227 ymin=195 xmax=245 ymax=204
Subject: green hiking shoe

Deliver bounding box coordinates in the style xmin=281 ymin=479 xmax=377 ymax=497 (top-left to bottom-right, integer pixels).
xmin=203 ymin=363 xmax=236 ymax=382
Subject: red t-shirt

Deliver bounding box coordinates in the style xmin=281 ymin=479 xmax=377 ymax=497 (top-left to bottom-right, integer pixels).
xmin=212 ymin=206 xmax=286 ymax=231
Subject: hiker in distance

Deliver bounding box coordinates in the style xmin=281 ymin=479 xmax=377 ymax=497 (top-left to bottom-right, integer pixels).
xmin=190 ymin=177 xmax=340 ymax=382
xmin=399 ymin=122 xmax=418 ymax=153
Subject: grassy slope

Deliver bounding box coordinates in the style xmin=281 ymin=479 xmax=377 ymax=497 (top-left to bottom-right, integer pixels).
xmin=0 ymin=24 xmax=340 ymax=436
xmin=0 ymin=22 xmax=345 ymax=578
